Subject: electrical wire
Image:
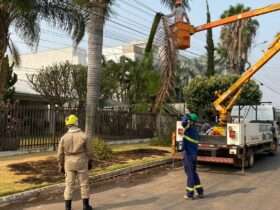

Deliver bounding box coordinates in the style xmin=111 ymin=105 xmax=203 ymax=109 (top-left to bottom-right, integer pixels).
xmin=132 ymin=0 xmax=158 ymax=13
xmin=119 ymin=0 xmax=155 ymax=16
xmin=255 ymin=78 xmax=280 ymax=96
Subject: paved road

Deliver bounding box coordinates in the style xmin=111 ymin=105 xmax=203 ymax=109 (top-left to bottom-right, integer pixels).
xmin=3 ymin=153 xmax=280 ymax=210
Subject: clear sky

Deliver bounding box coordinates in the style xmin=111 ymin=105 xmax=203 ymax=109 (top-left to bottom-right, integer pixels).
xmin=12 ymin=0 xmax=280 ymax=106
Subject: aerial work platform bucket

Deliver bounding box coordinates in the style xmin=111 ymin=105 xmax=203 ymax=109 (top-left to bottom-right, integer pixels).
xmin=170 ymin=22 xmax=194 ymax=50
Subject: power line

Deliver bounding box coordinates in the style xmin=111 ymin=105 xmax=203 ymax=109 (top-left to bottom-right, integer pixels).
xmin=120 ymin=0 xmax=155 ymax=16
xmin=112 ymin=5 xmax=153 ymax=25
xmin=72 ymin=2 xmax=151 ymax=38
xmin=41 ymin=28 xmax=130 ymax=44
xmin=113 ymin=14 xmax=151 ymax=32
xmin=107 ymin=18 xmax=148 ymax=37
xmin=185 ymin=50 xmax=203 ymax=57
xmin=255 ymin=78 xmax=280 ymax=96
xmin=133 ymin=0 xmax=157 ymax=13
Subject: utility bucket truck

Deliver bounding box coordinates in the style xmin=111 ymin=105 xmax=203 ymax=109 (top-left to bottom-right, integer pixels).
xmin=176 ymin=32 xmax=280 ymax=167
xmin=176 ymin=104 xmax=280 ymax=167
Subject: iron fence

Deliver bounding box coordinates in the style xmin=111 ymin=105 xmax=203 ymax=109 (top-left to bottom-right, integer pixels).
xmin=0 ymin=104 xmax=162 ymax=151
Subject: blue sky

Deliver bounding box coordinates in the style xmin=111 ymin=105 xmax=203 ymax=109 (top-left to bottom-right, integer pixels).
xmin=12 ymin=0 xmax=280 ymax=105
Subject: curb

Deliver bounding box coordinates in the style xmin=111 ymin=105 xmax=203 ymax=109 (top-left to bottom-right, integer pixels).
xmin=0 ymin=158 xmax=173 ymax=208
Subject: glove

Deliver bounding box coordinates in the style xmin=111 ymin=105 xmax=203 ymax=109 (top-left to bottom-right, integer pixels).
xmin=58 ymin=164 xmax=65 ymax=174
xmin=181 ymin=115 xmax=190 ymax=128
xmin=88 ymin=160 xmax=93 ymax=170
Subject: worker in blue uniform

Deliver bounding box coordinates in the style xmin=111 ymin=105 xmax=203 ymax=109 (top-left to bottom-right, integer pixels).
xmin=182 ymin=113 xmax=204 ymax=199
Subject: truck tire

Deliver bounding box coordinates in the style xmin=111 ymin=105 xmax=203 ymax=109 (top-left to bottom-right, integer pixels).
xmin=234 ymin=153 xmax=254 ymax=168
xmin=268 ymin=139 xmax=278 ymax=156
xmin=247 ymin=153 xmax=255 ymax=168
xmin=233 ymin=158 xmax=247 ymax=168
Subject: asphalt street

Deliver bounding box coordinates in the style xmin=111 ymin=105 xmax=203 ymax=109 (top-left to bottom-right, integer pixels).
xmin=2 ymin=153 xmax=280 ymax=210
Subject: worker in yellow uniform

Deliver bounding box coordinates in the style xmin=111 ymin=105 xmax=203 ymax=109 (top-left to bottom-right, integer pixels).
xmin=166 ymin=0 xmax=190 ymax=23
xmin=57 ymin=114 xmax=94 ymax=210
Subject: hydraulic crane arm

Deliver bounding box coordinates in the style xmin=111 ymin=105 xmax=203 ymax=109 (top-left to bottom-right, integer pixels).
xmin=168 ymin=2 xmax=280 ymax=50
xmin=194 ymin=3 xmax=280 ymax=33
xmin=213 ymin=33 xmax=280 ymax=125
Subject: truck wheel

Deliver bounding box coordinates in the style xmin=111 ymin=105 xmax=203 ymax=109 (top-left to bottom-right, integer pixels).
xmin=233 ymin=158 xmax=248 ymax=168
xmin=234 ymin=154 xmax=254 ymax=168
xmin=269 ymin=141 xmax=278 ymax=156
xmin=247 ymin=153 xmax=255 ymax=168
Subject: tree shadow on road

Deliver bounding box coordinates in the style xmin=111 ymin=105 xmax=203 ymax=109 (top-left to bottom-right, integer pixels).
xmin=95 ymin=196 xmax=159 ymax=210
xmin=204 ymin=187 xmax=256 ymax=199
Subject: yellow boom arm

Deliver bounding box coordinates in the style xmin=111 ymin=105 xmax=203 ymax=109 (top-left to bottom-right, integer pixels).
xmin=194 ymin=3 xmax=280 ymax=33
xmin=171 ymin=3 xmax=280 ymax=50
xmin=213 ymin=34 xmax=280 ymax=125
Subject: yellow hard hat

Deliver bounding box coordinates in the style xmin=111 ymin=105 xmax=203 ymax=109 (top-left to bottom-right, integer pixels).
xmin=65 ymin=114 xmax=78 ymax=126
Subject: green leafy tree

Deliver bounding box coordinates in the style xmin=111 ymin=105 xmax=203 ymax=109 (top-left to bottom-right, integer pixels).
xmin=184 ymin=75 xmax=262 ymax=121
xmin=173 ymin=57 xmax=206 ymax=102
xmin=0 ymin=0 xmax=86 ymax=101
xmin=128 ymin=55 xmax=160 ymax=107
xmin=27 ymin=62 xmax=87 ymax=106
xmin=217 ymin=4 xmax=259 ymax=74
xmin=1 ymin=57 xmax=17 ymax=102
xmin=100 ymin=55 xmax=160 ymax=111
xmin=72 ymin=64 xmax=87 ymax=108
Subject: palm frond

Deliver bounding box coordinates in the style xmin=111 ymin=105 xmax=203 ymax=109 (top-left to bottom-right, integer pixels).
xmin=38 ymin=0 xmax=87 ymax=45
xmin=151 ymin=16 xmax=177 ymax=113
xmin=13 ymin=8 xmax=40 ymax=48
xmin=145 ymin=13 xmax=163 ymax=54
xmin=8 ymin=39 xmax=20 ymax=65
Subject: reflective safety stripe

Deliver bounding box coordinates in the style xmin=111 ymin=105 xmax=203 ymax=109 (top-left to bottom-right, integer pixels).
xmin=186 ymin=187 xmax=194 ymax=192
xmin=194 ymin=185 xmax=203 ymax=189
xmin=183 ymin=135 xmax=199 ymax=144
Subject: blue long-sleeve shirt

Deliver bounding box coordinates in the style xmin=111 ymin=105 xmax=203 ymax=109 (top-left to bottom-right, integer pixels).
xmin=181 ymin=115 xmax=199 ymax=156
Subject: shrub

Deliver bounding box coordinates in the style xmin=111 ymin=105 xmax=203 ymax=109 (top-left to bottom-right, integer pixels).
xmin=92 ymin=138 xmax=113 ymax=160
xmin=150 ymin=137 xmax=171 ymax=147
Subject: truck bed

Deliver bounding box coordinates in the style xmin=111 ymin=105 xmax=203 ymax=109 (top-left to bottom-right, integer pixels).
xmin=199 ymin=135 xmax=227 ymax=146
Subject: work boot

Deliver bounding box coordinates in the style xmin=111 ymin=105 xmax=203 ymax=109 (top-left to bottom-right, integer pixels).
xmin=197 ymin=194 xmax=204 ymax=199
xmin=83 ymin=198 xmax=93 ymax=210
xmin=65 ymin=200 xmax=72 ymax=210
xmin=184 ymin=195 xmax=194 ymax=200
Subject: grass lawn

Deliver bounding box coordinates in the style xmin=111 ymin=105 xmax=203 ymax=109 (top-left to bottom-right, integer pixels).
xmin=0 ymin=143 xmax=171 ymax=197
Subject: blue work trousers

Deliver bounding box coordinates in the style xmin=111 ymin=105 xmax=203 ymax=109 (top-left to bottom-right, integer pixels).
xmin=183 ymin=151 xmax=204 ymax=198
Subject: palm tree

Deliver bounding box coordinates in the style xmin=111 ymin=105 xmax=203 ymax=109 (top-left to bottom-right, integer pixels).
xmin=146 ymin=0 xmax=191 ymax=113
xmin=0 ymin=0 xmax=86 ymax=100
xmin=79 ymin=0 xmax=189 ymax=137
xmin=74 ymin=0 xmax=114 ymax=138
xmin=217 ymin=4 xmax=259 ymax=74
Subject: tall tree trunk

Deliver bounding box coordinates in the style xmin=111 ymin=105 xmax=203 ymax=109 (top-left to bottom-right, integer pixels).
xmin=85 ymin=5 xmax=105 ymax=139
xmin=0 ymin=26 xmax=9 ymax=101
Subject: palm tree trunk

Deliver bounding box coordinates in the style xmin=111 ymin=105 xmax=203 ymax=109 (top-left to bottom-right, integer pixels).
xmin=0 ymin=26 xmax=9 ymax=101
xmin=85 ymin=5 xmax=105 ymax=139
